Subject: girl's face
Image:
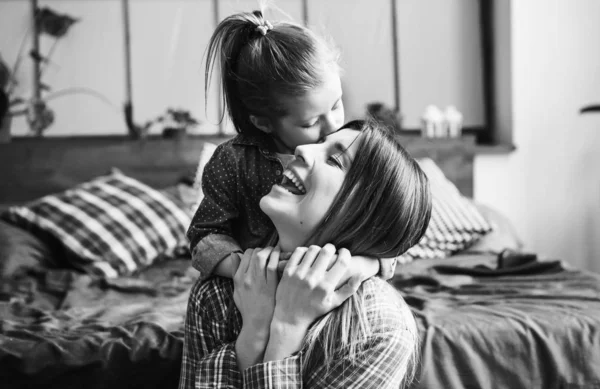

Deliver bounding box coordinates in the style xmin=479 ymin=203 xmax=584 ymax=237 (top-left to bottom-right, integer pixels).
xmin=259 ymin=128 xmax=362 ymax=250
xmin=268 ymin=66 xmax=345 ymax=153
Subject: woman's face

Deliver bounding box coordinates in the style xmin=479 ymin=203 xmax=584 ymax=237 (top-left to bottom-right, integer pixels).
xmin=260 ymin=128 xmax=362 ymax=249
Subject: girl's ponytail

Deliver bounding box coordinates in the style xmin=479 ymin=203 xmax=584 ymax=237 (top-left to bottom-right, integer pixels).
xmin=205 ymin=11 xmax=267 ymax=135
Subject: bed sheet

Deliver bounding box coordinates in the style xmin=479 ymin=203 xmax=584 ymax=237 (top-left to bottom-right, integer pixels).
xmin=397 ymin=254 xmax=600 ymax=389
xmin=0 ymin=258 xmax=196 ymax=389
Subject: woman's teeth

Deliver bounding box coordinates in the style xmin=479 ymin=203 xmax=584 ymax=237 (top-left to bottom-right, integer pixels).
xmin=282 ymin=170 xmax=306 ymax=195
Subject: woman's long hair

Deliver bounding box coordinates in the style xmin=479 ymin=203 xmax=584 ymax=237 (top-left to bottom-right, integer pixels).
xmin=301 ymin=120 xmax=432 ymax=386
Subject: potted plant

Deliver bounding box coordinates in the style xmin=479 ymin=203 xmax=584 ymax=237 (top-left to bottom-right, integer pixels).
xmin=146 ymin=108 xmax=200 ymax=139
xmin=0 ymin=6 xmax=77 ymax=142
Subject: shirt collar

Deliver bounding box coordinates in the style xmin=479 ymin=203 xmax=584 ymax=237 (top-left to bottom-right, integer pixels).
xmin=232 ymin=132 xmax=278 ymax=153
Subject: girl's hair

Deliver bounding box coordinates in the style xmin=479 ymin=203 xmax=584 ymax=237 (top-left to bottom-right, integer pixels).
xmin=302 ymin=120 xmax=432 ymax=387
xmin=205 ymin=9 xmax=340 ymax=135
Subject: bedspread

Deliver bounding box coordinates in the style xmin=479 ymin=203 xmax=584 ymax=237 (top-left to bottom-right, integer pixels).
xmin=0 ymin=258 xmax=196 ymax=389
xmin=397 ymin=255 xmax=600 ymax=389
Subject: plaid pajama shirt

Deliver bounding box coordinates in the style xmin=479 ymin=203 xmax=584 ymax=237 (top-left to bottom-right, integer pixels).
xmin=178 ymin=276 xmax=416 ymax=389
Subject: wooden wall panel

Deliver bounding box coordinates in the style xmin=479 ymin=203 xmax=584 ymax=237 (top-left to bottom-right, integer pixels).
xmin=0 ymin=135 xmax=475 ymax=208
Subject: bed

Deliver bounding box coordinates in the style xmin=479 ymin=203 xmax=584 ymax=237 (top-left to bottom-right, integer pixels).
xmin=1 ymin=135 xmax=599 ymax=389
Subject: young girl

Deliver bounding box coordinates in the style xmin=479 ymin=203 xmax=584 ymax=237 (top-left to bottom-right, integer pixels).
xmin=187 ymin=9 xmax=397 ymax=283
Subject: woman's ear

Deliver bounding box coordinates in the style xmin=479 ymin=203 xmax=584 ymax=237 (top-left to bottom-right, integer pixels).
xmin=249 ymin=115 xmax=273 ymax=134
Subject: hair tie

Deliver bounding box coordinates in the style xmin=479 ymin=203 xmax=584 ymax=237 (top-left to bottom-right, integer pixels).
xmin=255 ymin=20 xmax=273 ymax=36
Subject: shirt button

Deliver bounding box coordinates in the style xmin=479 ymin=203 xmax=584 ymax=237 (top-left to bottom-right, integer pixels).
xmin=276 ymin=170 xmax=281 ymax=175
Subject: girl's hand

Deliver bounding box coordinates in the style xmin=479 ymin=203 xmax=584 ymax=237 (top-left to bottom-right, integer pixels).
xmin=272 ymin=244 xmax=362 ymax=329
xmin=233 ymin=246 xmax=280 ymax=337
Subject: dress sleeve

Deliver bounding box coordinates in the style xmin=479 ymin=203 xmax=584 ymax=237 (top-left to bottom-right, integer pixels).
xmin=187 ymin=144 xmax=243 ymax=279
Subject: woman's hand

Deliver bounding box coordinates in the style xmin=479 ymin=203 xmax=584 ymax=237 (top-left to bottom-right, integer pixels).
xmin=273 ymin=243 xmax=362 ymax=329
xmin=233 ymin=246 xmax=280 ymax=335
xmin=263 ymin=244 xmax=362 ymax=363
xmin=233 ymin=246 xmax=280 ymax=371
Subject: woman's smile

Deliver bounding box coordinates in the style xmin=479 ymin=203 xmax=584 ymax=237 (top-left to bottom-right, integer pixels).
xmin=279 ymin=168 xmax=307 ymax=195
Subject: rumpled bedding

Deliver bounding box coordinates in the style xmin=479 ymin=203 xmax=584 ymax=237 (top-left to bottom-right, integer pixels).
xmin=2 ymin=254 xmax=600 ymax=389
xmin=397 ymin=255 xmax=600 ymax=389
xmin=0 ymin=258 xmax=196 ymax=389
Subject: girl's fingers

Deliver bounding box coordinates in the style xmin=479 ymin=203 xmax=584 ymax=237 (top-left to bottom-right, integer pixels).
xmin=326 ymin=248 xmax=352 ymax=288
xmin=311 ymin=244 xmax=337 ymax=274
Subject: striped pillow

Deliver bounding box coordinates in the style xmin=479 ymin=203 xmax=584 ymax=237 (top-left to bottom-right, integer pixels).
xmin=1 ymin=171 xmax=191 ymax=277
xmin=402 ymin=158 xmax=492 ymax=261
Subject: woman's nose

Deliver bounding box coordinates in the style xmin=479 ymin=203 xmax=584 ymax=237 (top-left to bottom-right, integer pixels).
xmin=294 ymin=144 xmax=309 ymax=164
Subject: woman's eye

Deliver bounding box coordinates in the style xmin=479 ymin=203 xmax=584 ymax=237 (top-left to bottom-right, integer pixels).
xmin=328 ymin=155 xmax=343 ymax=168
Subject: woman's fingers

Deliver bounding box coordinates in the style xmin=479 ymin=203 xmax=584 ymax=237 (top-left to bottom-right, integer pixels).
xmin=254 ymin=247 xmax=272 ymax=268
xmin=285 ymin=247 xmax=308 ymax=272
xmin=276 ymin=260 xmax=288 ymax=273
xmin=311 ymin=244 xmax=337 ymax=274
xmin=326 ymin=248 xmax=352 ymax=289
xmin=332 ymin=275 xmax=362 ymax=306
xmin=266 ymin=246 xmax=280 ymax=283
xmin=296 ymin=245 xmax=322 ymax=276
xmin=236 ymin=248 xmax=254 ymax=279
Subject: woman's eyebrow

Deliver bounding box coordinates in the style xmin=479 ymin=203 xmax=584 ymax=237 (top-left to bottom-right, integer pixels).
xmin=333 ymin=141 xmax=354 ymax=164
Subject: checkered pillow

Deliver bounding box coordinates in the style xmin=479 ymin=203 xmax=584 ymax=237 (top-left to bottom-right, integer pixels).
xmin=1 ymin=170 xmax=191 ymax=277
xmin=402 ymin=158 xmax=493 ymax=261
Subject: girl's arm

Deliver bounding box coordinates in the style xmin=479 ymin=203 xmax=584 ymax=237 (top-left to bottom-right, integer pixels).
xmin=187 ymin=143 xmax=243 ymax=280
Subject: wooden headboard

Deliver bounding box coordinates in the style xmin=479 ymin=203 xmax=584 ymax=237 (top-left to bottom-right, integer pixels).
xmin=0 ymin=135 xmax=475 ymax=208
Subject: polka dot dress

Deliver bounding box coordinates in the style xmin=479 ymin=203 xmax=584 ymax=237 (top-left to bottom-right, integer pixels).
xmin=187 ymin=133 xmax=286 ymax=272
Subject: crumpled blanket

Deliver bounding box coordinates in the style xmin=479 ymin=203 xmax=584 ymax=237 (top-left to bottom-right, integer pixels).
xmin=395 ymin=254 xmax=600 ymax=389
xmin=0 ymin=258 xmax=198 ymax=389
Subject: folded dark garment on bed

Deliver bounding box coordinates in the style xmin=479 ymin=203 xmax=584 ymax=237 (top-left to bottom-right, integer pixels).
xmin=432 ymin=251 xmax=564 ymax=277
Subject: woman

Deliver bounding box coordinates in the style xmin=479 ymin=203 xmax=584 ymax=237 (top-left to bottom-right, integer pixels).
xmin=179 ymin=120 xmax=432 ymax=388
